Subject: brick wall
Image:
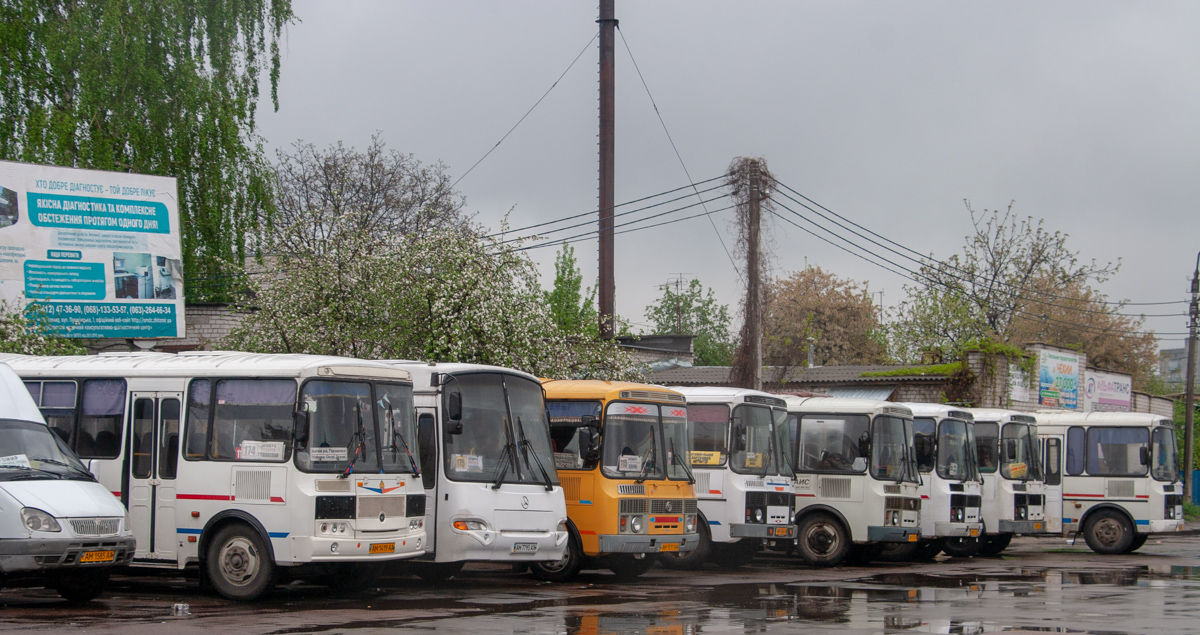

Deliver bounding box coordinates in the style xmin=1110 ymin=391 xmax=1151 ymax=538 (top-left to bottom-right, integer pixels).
xmin=83 ymin=303 xmax=245 ymax=354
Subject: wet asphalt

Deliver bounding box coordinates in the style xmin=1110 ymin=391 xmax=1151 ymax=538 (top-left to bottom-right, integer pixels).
xmin=2 ymin=531 xmax=1199 ymax=634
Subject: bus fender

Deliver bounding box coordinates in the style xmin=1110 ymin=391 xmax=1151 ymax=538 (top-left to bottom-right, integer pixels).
xmin=793 ymin=504 xmax=853 ymax=540
xmin=198 ymin=510 xmax=278 ymax=565
xmin=1077 ymin=503 xmax=1137 ymax=533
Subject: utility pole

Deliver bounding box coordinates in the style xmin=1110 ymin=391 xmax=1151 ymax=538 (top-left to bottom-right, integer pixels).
xmin=597 ymin=0 xmax=616 ymax=338
xmin=1185 ymin=253 xmax=1198 ymax=503
xmin=747 ymin=162 xmax=763 ymax=391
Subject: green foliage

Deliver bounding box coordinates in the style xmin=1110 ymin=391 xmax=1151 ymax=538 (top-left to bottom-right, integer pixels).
xmin=1174 ymin=399 xmax=1200 ymax=472
xmin=644 ymin=278 xmax=735 ymax=366
xmin=544 ymin=244 xmax=597 ymax=337
xmin=0 ymin=0 xmax=294 ymax=302
xmin=0 ymin=298 xmax=85 ymax=355
xmin=1184 ymin=501 xmax=1200 ymax=522
xmin=860 ymin=362 xmax=964 ymax=378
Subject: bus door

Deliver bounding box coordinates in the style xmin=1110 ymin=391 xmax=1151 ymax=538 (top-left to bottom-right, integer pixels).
xmin=127 ymin=392 xmax=182 ymax=560
xmin=416 ymin=407 xmax=439 ymax=553
xmin=1042 ymin=435 xmax=1064 ymax=534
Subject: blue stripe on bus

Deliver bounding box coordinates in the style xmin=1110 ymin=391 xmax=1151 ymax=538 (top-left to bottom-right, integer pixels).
xmin=268 ymin=532 xmax=289 ymax=538
xmin=176 ymin=528 xmax=289 ymax=538
xmin=578 ymin=500 xmax=592 ymax=505
xmin=177 ymin=528 xmax=202 ymax=535
xmin=1135 ymin=519 xmax=1150 ymax=526
xmin=708 ymin=520 xmax=721 ymax=525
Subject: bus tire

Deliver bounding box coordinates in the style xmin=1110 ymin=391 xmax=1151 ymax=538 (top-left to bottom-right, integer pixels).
xmin=710 ymin=539 xmax=758 ymax=569
xmin=795 ymin=513 xmax=849 ymax=566
xmin=913 ymin=538 xmax=945 ymax=561
xmin=411 ymin=561 xmax=464 ymax=582
xmin=1125 ymin=533 xmax=1148 ymax=553
xmin=607 ymin=554 xmax=656 ymax=580
xmin=659 ymin=513 xmax=712 ymax=570
xmin=877 ymin=541 xmax=918 ymax=562
xmin=206 ymin=523 xmax=277 ymax=601
xmin=54 ymin=568 xmax=110 ymax=604
xmin=1083 ymin=510 xmax=1134 ymax=555
xmin=978 ymin=532 xmax=1012 ymax=557
xmin=940 ymin=535 xmax=981 ymax=558
xmin=529 ymin=530 xmax=584 ymax=582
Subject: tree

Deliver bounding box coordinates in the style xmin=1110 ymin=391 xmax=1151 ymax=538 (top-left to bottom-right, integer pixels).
xmin=544 ymin=244 xmax=598 ymax=337
xmin=644 ymin=278 xmax=735 ymax=366
xmin=0 ymin=1 xmax=294 ymax=302
xmin=764 ymin=266 xmax=886 ymax=369
xmin=0 ymin=298 xmax=85 ymax=355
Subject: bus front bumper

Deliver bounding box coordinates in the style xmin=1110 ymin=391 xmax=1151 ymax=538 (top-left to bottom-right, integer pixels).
xmin=0 ymin=535 xmax=135 ymax=574
xmin=934 ymin=522 xmax=983 ymax=538
xmin=1142 ymin=519 xmax=1186 ymax=534
xmin=998 ymin=520 xmax=1045 ymax=534
xmin=730 ymin=523 xmax=796 ymax=539
xmin=867 ymin=526 xmax=920 ymax=542
xmin=597 ymin=533 xmax=699 ymax=554
xmin=297 ymin=532 xmax=426 ymax=561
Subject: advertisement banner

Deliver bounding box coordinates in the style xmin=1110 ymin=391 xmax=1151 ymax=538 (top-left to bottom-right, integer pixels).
xmin=1008 ymin=363 xmax=1030 ymax=403
xmin=1083 ymin=369 xmax=1132 ymax=412
xmin=0 ymin=160 xmax=184 ymax=338
xmin=1038 ymin=349 xmax=1079 ymax=409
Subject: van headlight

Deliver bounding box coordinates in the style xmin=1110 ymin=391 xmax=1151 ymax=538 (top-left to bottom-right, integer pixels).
xmin=557 ymin=520 xmax=569 ymax=532
xmin=22 ymin=508 xmax=61 ymax=533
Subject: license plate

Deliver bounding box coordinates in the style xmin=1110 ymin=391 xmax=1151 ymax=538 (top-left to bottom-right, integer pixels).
xmin=80 ymin=550 xmax=115 ymax=563
xmin=907 ymin=534 xmax=918 ymax=542
xmin=774 ymin=527 xmax=790 ymax=537
xmin=970 ymin=528 xmax=980 ymax=537
xmin=512 ymin=542 xmax=538 ymax=553
xmin=368 ymin=543 xmax=395 ymax=554
xmin=659 ymin=542 xmax=679 ymax=552
xmin=1034 ymin=523 xmax=1043 ymax=531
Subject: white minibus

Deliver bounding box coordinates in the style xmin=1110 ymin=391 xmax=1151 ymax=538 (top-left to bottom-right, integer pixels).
xmin=883 ymin=403 xmax=983 ymax=560
xmin=1035 ymin=411 xmax=1184 ymax=553
xmin=784 ymin=397 xmax=921 ymax=565
xmin=3 ymin=352 xmax=427 ymax=600
xmin=660 ymin=387 xmax=795 ymax=569
xmin=943 ymin=408 xmax=1046 ymax=557
xmin=383 ymin=362 xmax=568 ymax=580
xmin=0 ymin=362 xmax=135 ymax=603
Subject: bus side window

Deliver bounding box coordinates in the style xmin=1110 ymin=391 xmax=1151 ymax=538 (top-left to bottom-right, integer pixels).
xmin=79 ymin=379 xmax=126 ymax=459
xmin=417 ymin=413 xmax=437 ymax=490
xmin=184 ymin=379 xmax=212 ymax=460
xmin=1066 ymin=426 xmax=1085 ymax=475
xmin=1045 ymin=437 xmax=1061 ymax=486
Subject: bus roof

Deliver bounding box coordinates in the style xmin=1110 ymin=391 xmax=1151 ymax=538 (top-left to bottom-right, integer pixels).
xmin=966 ymin=408 xmax=1037 ymax=425
xmin=0 ymin=363 xmax=46 ymax=424
xmin=901 ymin=402 xmax=974 ymax=421
xmin=1032 ymin=411 xmax=1172 ymax=427
xmin=669 ymin=386 xmax=787 ymax=409
xmin=542 ymin=379 xmax=685 ymax=404
xmin=783 ymin=396 xmax=913 ymax=418
xmin=382 ymin=361 xmax=540 ymax=391
xmin=0 ymin=351 xmax=412 ymax=382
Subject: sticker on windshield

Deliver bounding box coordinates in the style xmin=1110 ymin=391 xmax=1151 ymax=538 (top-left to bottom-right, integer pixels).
xmin=1009 ymin=462 xmax=1027 ymax=478
xmin=690 ymin=451 xmax=722 ymax=466
xmin=311 ymin=447 xmax=349 ymax=462
xmin=554 ymin=453 xmax=578 ymax=469
xmin=236 ymin=441 xmax=284 ymax=461
xmin=744 ymin=453 xmax=763 ymax=468
xmin=618 ymin=455 xmax=643 ymax=472
xmin=0 ymin=454 xmax=31 ymax=469
xmin=453 ymin=454 xmax=484 ymax=473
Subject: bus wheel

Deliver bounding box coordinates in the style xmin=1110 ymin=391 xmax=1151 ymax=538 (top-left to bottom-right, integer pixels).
xmin=530 ymin=531 xmax=583 ymax=582
xmin=206 ymin=524 xmax=277 ymax=601
xmin=327 ymin=562 xmax=385 ymax=593
xmin=877 ymin=542 xmax=918 ymax=562
xmin=940 ymin=535 xmax=981 ymax=557
xmin=54 ymin=568 xmax=110 ymax=604
xmin=711 ymin=539 xmax=759 ymax=569
xmin=978 ymin=533 xmax=1012 ymax=557
xmin=795 ymin=513 xmax=849 ymax=566
xmin=1125 ymin=533 xmax=1148 ymax=553
xmin=607 ymin=554 xmax=656 ymax=580
xmin=1083 ymin=510 xmax=1134 ymax=554
xmin=411 ymin=561 xmax=465 ymax=582
xmin=659 ymin=513 xmax=712 ymax=570
xmin=912 ymin=538 xmax=945 ymax=561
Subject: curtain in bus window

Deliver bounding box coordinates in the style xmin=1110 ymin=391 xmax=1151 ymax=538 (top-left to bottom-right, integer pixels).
xmin=687 ymin=404 xmax=729 ymax=467
xmin=78 ymin=379 xmax=126 ymax=459
xmin=23 ymin=381 xmax=40 ymax=404
xmin=547 ymin=401 xmax=601 ymax=471
xmin=797 ymin=415 xmax=869 ymax=473
xmin=185 ymin=380 xmax=211 ymax=461
xmin=1066 ymin=427 xmax=1085 ymax=475
xmin=913 ymin=417 xmax=936 ymax=473
xmin=296 ymin=381 xmax=375 ymax=473
xmin=41 ymin=381 xmax=76 ymax=408
xmin=974 ymin=423 xmax=999 ymax=474
xmin=212 ymin=379 xmax=295 ymax=462
xmin=376 ymin=383 xmax=418 ymax=475
xmin=1086 ymin=427 xmax=1149 ymax=477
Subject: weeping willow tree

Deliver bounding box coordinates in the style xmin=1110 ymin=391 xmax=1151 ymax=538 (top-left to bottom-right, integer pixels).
xmin=0 ymin=1 xmax=294 ymax=301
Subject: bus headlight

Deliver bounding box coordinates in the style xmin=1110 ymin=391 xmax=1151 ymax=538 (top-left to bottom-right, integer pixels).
xmin=631 ymin=516 xmax=644 ymax=534
xmin=753 ymin=508 xmax=765 ymax=523
xmin=453 ymin=520 xmax=488 ymax=532
xmin=409 ymin=518 xmax=424 ymax=530
xmin=1015 ymin=506 xmax=1027 ymax=521
xmin=951 ymin=507 xmax=964 ymax=523
xmin=685 ymin=515 xmax=697 ymax=533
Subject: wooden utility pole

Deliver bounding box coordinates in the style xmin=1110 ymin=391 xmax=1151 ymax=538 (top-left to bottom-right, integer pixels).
xmin=747 ymin=163 xmax=763 ymax=391
xmin=1185 ymin=253 xmax=1198 ymax=502
xmin=597 ymin=0 xmax=616 ymax=338
xmin=727 ymin=157 xmax=771 ymax=391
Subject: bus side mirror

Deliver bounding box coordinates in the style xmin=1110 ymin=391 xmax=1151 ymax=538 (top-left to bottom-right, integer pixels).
xmin=857 ymin=435 xmax=871 ymax=458
xmin=446 ymin=392 xmax=463 ymax=434
xmin=293 ymin=410 xmax=309 ymax=450
xmin=580 ymin=426 xmax=601 ymax=461
xmin=1140 ymin=446 xmax=1151 ymax=466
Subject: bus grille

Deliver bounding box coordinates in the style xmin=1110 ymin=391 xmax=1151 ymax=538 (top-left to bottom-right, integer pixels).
xmin=618 ymin=390 xmax=685 ymax=403
xmin=562 ymin=476 xmax=581 ymax=501
xmin=950 ymin=494 xmax=982 ymax=508
xmin=820 ymin=477 xmax=852 ymax=499
xmin=746 ymin=492 xmax=792 ymax=508
xmin=1108 ymin=481 xmax=1135 ymax=498
xmin=650 ymin=499 xmax=690 ymax=514
xmin=69 ymin=518 xmax=121 ymax=536
xmin=358 ymin=495 xmax=406 ymax=519
xmin=619 ymin=499 xmax=648 ymax=514
xmin=618 ymin=484 xmax=646 ymax=495
xmin=886 ymin=497 xmax=920 ymax=511
xmin=234 ymin=470 xmax=272 ymax=501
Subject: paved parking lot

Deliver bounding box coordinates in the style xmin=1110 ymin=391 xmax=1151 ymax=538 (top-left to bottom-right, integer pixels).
xmin=2 ymin=531 xmax=1198 ymax=634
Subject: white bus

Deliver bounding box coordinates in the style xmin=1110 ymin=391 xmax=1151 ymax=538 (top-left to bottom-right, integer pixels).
xmin=3 ymin=352 xmax=428 ymax=600
xmin=882 ymin=403 xmax=983 ymax=561
xmin=660 ymin=387 xmax=795 ymax=570
xmin=383 ymin=362 xmax=568 ymax=580
xmin=943 ymin=408 xmax=1046 ymax=557
xmin=1034 ymin=411 xmax=1184 ymax=554
xmin=783 ymin=397 xmax=921 ymax=565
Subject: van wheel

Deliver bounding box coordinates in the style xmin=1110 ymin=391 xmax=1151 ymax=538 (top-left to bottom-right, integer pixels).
xmin=1083 ymin=510 xmax=1134 ymax=554
xmin=978 ymin=533 xmax=1012 ymax=557
xmin=530 ymin=530 xmax=583 ymax=582
xmin=941 ymin=535 xmax=981 ymax=557
xmin=659 ymin=514 xmax=712 ymax=570
xmin=607 ymin=554 xmax=656 ymax=580
xmin=411 ymin=561 xmax=464 ymax=582
xmin=710 ymin=539 xmax=758 ymax=568
xmin=1125 ymin=533 xmax=1148 ymax=553
xmin=795 ymin=513 xmax=849 ymax=566
xmin=54 ymin=568 xmax=110 ymax=604
xmin=206 ymin=524 xmax=277 ymax=601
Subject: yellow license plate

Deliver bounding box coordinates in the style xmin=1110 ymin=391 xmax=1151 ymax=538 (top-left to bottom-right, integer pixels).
xmin=1034 ymin=523 xmax=1043 ymax=531
xmin=368 ymin=543 xmax=395 ymax=554
xmin=907 ymin=534 xmax=918 ymax=542
xmin=80 ymin=550 xmax=115 ymax=563
xmin=970 ymin=528 xmax=980 ymax=537
xmin=659 ymin=542 xmax=679 ymax=552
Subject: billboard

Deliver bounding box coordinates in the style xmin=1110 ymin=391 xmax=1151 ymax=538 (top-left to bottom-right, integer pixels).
xmin=1038 ymin=349 xmax=1079 ymax=409
xmin=1083 ymin=369 xmax=1132 ymax=412
xmin=0 ymin=160 xmax=184 ymax=338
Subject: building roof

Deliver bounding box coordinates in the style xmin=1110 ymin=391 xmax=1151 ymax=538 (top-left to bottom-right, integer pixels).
xmin=646 ymin=364 xmax=949 ymax=386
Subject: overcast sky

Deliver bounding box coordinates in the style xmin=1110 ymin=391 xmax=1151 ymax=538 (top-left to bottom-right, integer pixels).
xmin=256 ymin=1 xmax=1200 ymax=349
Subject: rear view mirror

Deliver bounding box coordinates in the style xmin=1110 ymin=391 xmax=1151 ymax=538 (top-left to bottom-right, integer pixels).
xmin=1140 ymin=446 xmax=1151 ymax=466
xmin=445 ymin=392 xmax=463 ymax=435
xmin=580 ymin=427 xmax=601 ymax=461
xmin=293 ymin=410 xmax=310 ymax=450
xmin=857 ymin=434 xmax=871 ymax=458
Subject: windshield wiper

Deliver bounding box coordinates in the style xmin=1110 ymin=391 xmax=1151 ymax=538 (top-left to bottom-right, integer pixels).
xmin=34 ymin=458 xmax=94 ymax=480
xmin=761 ymin=426 xmax=775 ymax=478
xmin=635 ymin=430 xmax=657 ymax=484
xmin=340 ymin=403 xmax=370 ymax=479
xmin=515 ymin=416 xmax=554 ymax=491
xmin=491 ymin=417 xmax=519 ymax=490
xmin=669 ymin=437 xmax=695 ymax=484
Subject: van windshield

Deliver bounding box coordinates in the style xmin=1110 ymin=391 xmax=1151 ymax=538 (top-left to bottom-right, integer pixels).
xmin=0 ymin=419 xmax=93 ymax=481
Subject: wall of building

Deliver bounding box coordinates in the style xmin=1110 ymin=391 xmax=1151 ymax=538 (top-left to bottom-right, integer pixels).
xmin=83 ymin=303 xmax=244 ymax=354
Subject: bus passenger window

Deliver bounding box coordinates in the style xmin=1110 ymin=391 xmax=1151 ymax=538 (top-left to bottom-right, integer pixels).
xmin=159 ymin=399 xmax=181 ymax=479
xmin=211 ymin=379 xmax=295 ymax=462
xmin=1066 ymin=427 xmax=1085 ymax=475
xmin=185 ymin=380 xmax=211 ymax=460
xmin=1045 ymin=437 xmax=1061 ymax=486
xmin=131 ymin=398 xmax=154 ymax=478
xmin=79 ymin=379 xmax=125 ymax=459
xmin=687 ymin=404 xmax=729 ymax=467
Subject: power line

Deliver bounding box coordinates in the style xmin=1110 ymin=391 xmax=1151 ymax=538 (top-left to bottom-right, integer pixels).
xmin=449 ymin=32 xmax=598 ymax=191
xmin=516 ymin=202 xmax=739 ymax=253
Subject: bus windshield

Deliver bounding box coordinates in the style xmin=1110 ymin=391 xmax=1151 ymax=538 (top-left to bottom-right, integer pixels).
xmin=773 ymin=409 xmax=794 ymax=475
xmin=937 ymin=419 xmax=974 ymax=482
xmin=297 ymin=380 xmax=380 ymax=474
xmin=662 ymin=405 xmax=691 ymax=481
xmin=1151 ymin=426 xmax=1178 ymax=482
xmin=1001 ymin=423 xmax=1038 ymax=481
xmin=730 ymin=404 xmax=778 ymax=476
xmin=975 ymin=422 xmax=999 ymax=473
xmin=603 ymin=402 xmax=663 ymax=481
xmin=0 ymin=419 xmax=93 ymax=481
xmin=377 ymin=383 xmax=419 ymax=474
xmin=794 ymin=414 xmax=870 ymax=474
xmin=443 ymin=373 xmax=558 ymax=486
xmin=872 ymin=415 xmax=918 ymax=483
